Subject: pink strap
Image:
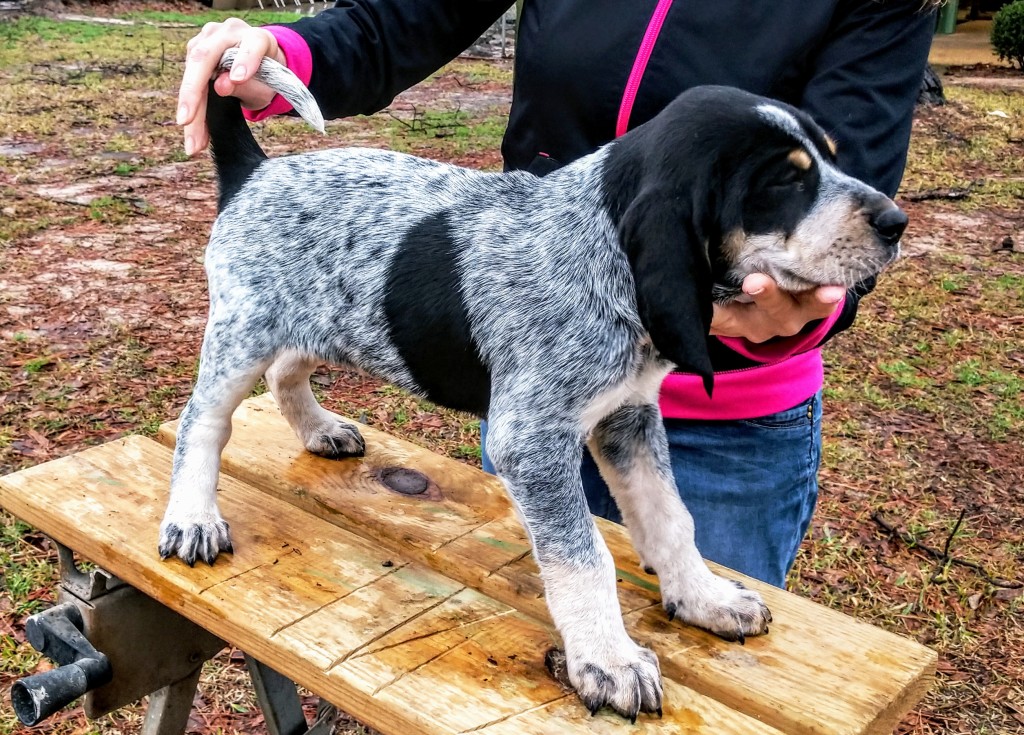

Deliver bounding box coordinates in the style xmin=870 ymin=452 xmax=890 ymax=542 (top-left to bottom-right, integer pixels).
xmin=616 ymin=0 xmax=675 ymax=137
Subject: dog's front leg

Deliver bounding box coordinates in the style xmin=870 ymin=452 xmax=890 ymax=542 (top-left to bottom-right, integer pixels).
xmin=588 ymin=403 xmax=771 ymax=642
xmin=486 ymin=415 xmax=662 ymax=720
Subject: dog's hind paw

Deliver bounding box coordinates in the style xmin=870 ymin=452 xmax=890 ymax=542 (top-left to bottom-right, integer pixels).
xmin=553 ymin=643 xmax=663 ymax=721
xmin=304 ymin=419 xmax=365 ymax=459
xmin=158 ymin=516 xmax=233 ymax=567
xmin=664 ymin=575 xmax=771 ymax=643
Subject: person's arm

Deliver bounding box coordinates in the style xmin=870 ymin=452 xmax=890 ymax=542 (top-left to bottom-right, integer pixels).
xmin=798 ymin=0 xmax=936 ymax=344
xmin=177 ymin=1 xmax=509 ymax=155
xmin=281 ymin=0 xmax=510 ymax=120
xmin=802 ymin=0 xmax=937 ymax=198
xmin=712 ymin=0 xmax=936 ymax=354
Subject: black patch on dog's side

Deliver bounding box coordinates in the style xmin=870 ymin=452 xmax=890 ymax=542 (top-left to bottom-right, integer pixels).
xmin=384 ymin=212 xmax=491 ymax=416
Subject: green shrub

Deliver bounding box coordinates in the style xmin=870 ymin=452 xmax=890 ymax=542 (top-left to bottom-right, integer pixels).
xmin=992 ymin=0 xmax=1024 ymax=70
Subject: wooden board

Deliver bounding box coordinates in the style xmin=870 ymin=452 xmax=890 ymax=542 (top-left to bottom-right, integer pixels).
xmin=0 ymin=437 xmax=783 ymax=734
xmin=0 ymin=392 xmax=937 ymax=734
xmin=150 ymin=394 xmax=936 ymax=735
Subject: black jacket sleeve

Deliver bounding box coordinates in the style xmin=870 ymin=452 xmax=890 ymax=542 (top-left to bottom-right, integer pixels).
xmin=799 ymin=0 xmax=936 ymax=343
xmin=284 ymin=0 xmax=510 ymax=120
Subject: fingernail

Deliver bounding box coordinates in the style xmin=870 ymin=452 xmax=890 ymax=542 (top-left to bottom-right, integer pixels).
xmin=230 ymin=63 xmax=246 ymax=81
xmin=742 ymin=275 xmax=771 ymax=296
xmin=176 ymin=103 xmax=188 ymax=125
xmin=185 ymin=135 xmax=195 ymax=156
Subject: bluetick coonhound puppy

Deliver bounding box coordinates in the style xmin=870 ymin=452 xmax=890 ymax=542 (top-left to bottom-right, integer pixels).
xmin=160 ymin=51 xmax=907 ymax=720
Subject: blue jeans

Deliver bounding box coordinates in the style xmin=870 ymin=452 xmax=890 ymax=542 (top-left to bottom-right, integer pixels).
xmin=480 ymin=391 xmax=822 ymax=588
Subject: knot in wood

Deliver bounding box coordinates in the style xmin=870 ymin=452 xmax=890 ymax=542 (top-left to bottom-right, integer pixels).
xmin=377 ymin=467 xmax=430 ymax=496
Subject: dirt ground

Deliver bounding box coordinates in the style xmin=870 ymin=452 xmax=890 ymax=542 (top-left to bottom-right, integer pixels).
xmin=1 ymin=5 xmax=1023 ymax=735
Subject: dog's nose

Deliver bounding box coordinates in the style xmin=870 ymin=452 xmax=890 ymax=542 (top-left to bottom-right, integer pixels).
xmin=871 ymin=207 xmax=908 ymax=247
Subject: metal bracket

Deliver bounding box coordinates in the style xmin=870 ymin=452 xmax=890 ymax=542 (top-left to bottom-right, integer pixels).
xmin=59 ymin=544 xmax=227 ymax=720
xmin=11 ymin=542 xmax=225 ymax=728
xmin=56 ymin=543 xmax=123 ymax=601
xmin=247 ymin=655 xmax=310 ymax=735
xmin=11 ymin=540 xmax=338 ymax=735
xmin=246 ymin=656 xmax=338 ymax=735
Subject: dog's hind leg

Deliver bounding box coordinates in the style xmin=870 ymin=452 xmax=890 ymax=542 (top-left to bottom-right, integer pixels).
xmin=264 ymin=349 xmax=365 ymax=458
xmin=485 ymin=411 xmax=662 ymax=721
xmin=587 ymin=402 xmax=772 ymax=643
xmin=158 ymin=331 xmax=273 ymax=566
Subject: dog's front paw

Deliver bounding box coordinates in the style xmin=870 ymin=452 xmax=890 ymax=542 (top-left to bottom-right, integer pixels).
xmin=553 ymin=640 xmax=662 ymax=721
xmin=304 ymin=418 xmax=365 ymax=459
xmin=664 ymin=574 xmax=771 ymax=643
xmin=158 ymin=513 xmax=233 ymax=566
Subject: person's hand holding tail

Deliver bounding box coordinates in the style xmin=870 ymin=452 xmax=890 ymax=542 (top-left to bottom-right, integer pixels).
xmin=177 ymin=18 xmax=283 ymax=156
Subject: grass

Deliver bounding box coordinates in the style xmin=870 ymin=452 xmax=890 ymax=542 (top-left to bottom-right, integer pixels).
xmin=822 ymin=241 xmax=1024 ymax=442
xmin=112 ymin=161 xmax=141 ymax=176
xmin=903 ymin=86 xmax=1024 ymax=210
xmin=0 ymin=517 xmax=55 ymax=618
xmin=0 ymin=17 xmax=121 ymax=46
xmin=258 ymin=103 xmax=509 ymax=165
xmin=88 ymin=195 xmax=136 ymax=222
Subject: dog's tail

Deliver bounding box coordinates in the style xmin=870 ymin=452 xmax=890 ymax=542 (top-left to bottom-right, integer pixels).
xmin=207 ymin=48 xmax=325 ymax=211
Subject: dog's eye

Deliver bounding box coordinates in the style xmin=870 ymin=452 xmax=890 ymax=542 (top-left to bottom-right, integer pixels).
xmin=770 ymin=167 xmax=803 ymax=189
xmin=766 ymin=149 xmax=813 ymax=190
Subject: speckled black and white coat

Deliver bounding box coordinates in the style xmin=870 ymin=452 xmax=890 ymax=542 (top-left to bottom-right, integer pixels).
xmin=159 ymin=55 xmax=907 ymax=720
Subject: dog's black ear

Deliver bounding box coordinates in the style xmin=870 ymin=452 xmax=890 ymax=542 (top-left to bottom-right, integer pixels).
xmin=620 ymin=192 xmax=715 ymax=396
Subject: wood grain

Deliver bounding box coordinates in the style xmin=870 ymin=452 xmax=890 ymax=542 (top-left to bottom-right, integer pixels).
xmin=153 ymin=394 xmax=937 ymax=735
xmin=0 ymin=436 xmax=783 ymax=734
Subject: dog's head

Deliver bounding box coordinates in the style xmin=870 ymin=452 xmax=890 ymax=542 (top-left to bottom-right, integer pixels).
xmin=602 ymin=85 xmax=907 ymax=391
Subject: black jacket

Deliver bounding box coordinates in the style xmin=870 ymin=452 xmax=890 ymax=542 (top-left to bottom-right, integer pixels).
xmin=283 ymin=0 xmax=936 ymax=370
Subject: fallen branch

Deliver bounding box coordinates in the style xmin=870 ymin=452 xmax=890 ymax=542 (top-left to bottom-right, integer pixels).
xmin=31 ymin=60 xmax=147 ymax=83
xmin=384 ymin=103 xmax=464 ymax=136
xmin=871 ymin=510 xmax=1023 ymax=589
xmin=902 ymin=186 xmax=975 ymax=202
